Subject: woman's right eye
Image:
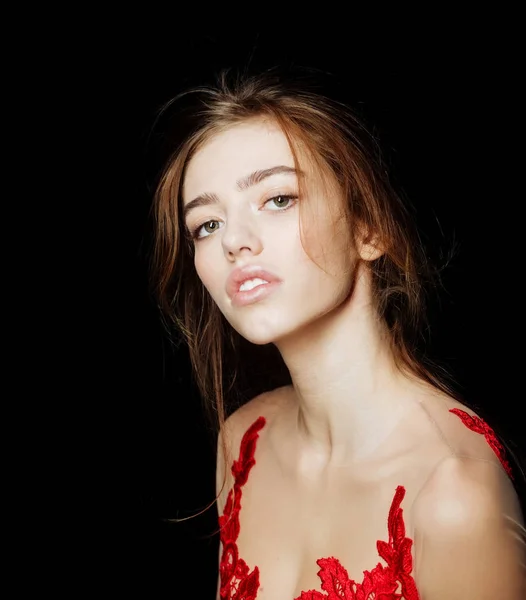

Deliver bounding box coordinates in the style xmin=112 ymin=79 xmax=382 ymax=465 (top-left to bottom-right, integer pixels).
xmin=192 ymin=220 xmax=221 ymax=239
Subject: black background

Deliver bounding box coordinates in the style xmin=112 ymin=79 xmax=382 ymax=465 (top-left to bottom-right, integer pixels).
xmin=71 ymin=20 xmax=524 ymax=599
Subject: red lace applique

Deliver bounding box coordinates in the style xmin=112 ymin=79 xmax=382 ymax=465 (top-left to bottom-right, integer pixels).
xmin=296 ymin=486 xmax=419 ymax=600
xmin=449 ymin=408 xmax=513 ymax=478
xmin=219 ymin=416 xmax=266 ymax=600
xmin=219 ymin=417 xmax=420 ymax=600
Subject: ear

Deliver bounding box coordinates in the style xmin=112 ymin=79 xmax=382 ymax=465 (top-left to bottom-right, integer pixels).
xmin=356 ymin=228 xmax=385 ymax=262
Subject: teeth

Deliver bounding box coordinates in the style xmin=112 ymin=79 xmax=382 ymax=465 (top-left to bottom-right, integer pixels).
xmin=239 ymin=278 xmax=269 ymax=292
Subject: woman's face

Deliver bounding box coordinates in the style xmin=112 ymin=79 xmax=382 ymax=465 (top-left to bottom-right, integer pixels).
xmin=182 ymin=118 xmax=358 ymax=345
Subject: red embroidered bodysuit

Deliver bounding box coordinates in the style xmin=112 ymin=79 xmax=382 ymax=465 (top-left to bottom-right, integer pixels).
xmin=218 ymin=409 xmax=513 ymax=600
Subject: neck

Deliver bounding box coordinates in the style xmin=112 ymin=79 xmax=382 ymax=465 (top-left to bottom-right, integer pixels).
xmin=274 ymin=270 xmax=424 ymax=469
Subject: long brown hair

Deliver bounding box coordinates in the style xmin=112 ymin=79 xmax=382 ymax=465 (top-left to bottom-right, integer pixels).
xmin=150 ymin=67 xmax=456 ymax=519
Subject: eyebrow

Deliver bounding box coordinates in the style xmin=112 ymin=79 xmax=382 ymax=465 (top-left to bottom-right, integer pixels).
xmin=183 ymin=165 xmax=302 ymax=220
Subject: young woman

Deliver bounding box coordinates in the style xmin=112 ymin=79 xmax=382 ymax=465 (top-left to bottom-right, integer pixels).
xmin=151 ymin=68 xmax=525 ymax=599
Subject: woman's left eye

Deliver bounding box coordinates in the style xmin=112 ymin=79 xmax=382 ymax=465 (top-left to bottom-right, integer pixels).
xmin=264 ymin=195 xmax=298 ymax=210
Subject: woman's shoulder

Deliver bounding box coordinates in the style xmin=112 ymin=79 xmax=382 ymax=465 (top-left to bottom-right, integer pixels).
xmin=412 ymin=390 xmax=523 ymax=525
xmin=217 ymin=386 xmax=291 ymax=460
xmin=417 ymin=391 xmax=514 ymax=475
xmin=216 ymin=386 xmax=291 ymax=511
xmin=223 ymin=384 xmax=293 ymax=440
xmin=411 ymin=445 xmax=526 ymax=597
xmin=413 ymin=447 xmax=521 ymax=526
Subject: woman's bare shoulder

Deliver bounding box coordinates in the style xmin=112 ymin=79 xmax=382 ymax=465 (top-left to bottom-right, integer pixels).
xmin=411 ymin=452 xmax=526 ymax=597
xmin=216 ymin=385 xmax=292 ymax=509
xmin=223 ymin=384 xmax=293 ymax=440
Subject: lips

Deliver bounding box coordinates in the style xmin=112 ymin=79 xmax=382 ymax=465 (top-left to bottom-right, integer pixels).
xmin=226 ymin=265 xmax=282 ymax=301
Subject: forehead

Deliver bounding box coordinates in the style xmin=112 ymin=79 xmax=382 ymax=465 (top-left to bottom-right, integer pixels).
xmin=183 ymin=119 xmax=296 ymax=200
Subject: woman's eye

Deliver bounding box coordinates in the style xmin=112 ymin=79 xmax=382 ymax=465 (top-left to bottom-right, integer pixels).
xmin=193 ymin=220 xmax=220 ymax=239
xmin=203 ymin=221 xmax=220 ymax=233
xmin=265 ymin=195 xmax=297 ymax=210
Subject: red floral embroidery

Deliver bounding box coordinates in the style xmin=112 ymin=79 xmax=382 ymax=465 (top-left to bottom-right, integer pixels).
xmin=449 ymin=408 xmax=513 ymax=478
xmin=219 ymin=416 xmax=266 ymax=600
xmin=219 ymin=417 xmax=420 ymax=600
xmin=296 ymin=486 xmax=419 ymax=600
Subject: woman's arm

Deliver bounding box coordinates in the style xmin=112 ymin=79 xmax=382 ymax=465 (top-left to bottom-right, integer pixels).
xmin=413 ymin=456 xmax=526 ymax=599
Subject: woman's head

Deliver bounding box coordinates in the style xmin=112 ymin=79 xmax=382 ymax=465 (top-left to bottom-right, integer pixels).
xmin=152 ymin=68 xmax=448 ymax=428
xmin=182 ymin=116 xmax=369 ymax=346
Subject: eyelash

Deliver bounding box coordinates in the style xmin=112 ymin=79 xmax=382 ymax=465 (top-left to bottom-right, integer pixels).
xmin=188 ymin=194 xmax=299 ymax=240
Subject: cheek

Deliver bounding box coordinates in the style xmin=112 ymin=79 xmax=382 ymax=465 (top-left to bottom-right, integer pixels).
xmin=194 ymin=252 xmax=221 ymax=297
xmin=300 ymin=211 xmax=354 ymax=275
xmin=333 ymin=221 xmax=355 ymax=266
xmin=193 ymin=252 xmax=205 ymax=283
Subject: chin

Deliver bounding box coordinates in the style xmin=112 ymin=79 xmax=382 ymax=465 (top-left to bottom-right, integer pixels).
xmin=233 ymin=326 xmax=279 ymax=346
xmin=225 ymin=315 xmax=288 ymax=346
xmin=226 ymin=301 xmax=341 ymax=347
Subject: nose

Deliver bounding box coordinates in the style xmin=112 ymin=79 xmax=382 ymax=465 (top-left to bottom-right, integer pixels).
xmin=221 ymin=217 xmax=263 ymax=260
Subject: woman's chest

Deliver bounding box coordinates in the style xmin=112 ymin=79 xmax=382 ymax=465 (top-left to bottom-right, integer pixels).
xmin=222 ymin=466 xmax=419 ymax=600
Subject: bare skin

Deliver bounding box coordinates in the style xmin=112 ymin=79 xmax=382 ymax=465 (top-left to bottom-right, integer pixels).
xmin=183 ymin=119 xmax=525 ymax=599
